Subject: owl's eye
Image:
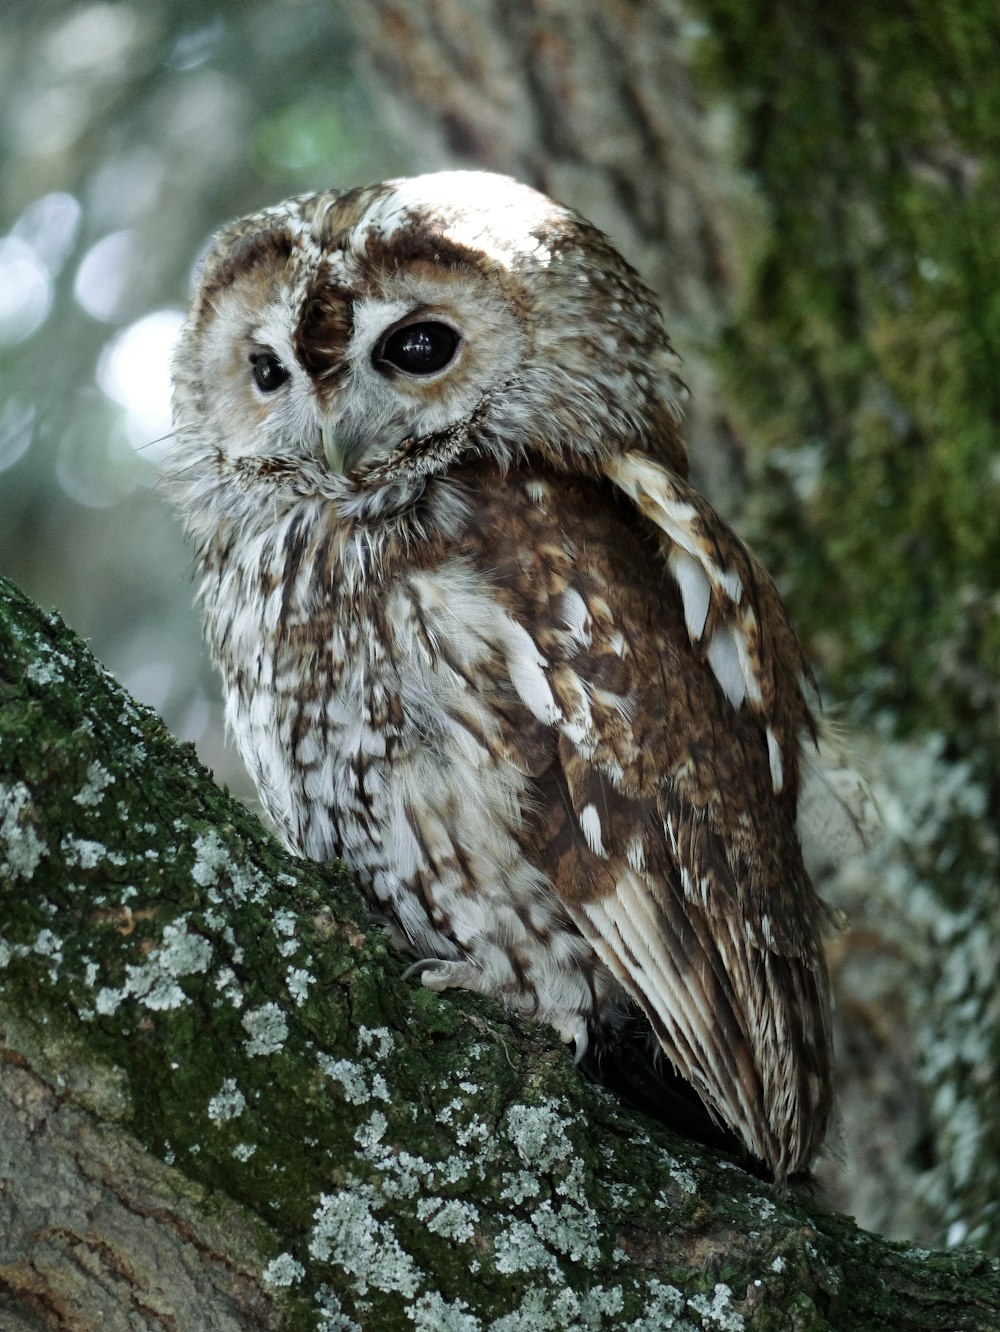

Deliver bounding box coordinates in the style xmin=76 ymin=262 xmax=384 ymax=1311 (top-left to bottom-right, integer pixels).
xmin=250 ymin=352 xmax=290 ymax=393
xmin=376 ymin=321 xmax=460 ymax=377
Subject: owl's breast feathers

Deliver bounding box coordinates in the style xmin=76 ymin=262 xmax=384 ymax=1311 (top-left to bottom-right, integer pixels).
xmin=443 ymin=454 xmax=832 ymax=1181
xmin=208 ymin=446 xmax=831 ymax=1181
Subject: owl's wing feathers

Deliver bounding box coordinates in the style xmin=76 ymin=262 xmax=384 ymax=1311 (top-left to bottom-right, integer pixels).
xmin=607 ymin=449 xmax=819 ymax=801
xmin=469 ymin=453 xmax=831 ymax=1177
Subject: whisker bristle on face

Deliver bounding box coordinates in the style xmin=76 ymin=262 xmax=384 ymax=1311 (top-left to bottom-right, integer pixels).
xmin=136 ymin=430 xmax=179 ymax=453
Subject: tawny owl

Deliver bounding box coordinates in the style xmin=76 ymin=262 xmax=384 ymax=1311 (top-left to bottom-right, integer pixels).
xmin=166 ymin=171 xmax=833 ymax=1183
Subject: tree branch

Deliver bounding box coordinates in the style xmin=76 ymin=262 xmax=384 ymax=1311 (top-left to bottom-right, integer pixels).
xmin=2 ymin=581 xmax=997 ymax=1328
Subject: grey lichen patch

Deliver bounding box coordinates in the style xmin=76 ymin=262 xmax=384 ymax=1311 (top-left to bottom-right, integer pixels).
xmin=357 ymin=1025 xmax=395 ymax=1060
xmin=624 ymin=1280 xmax=688 ymax=1332
xmin=499 ymin=1169 xmax=542 ymax=1205
xmin=273 ymin=906 xmax=303 ymax=959
xmin=0 ymin=781 xmax=46 ymax=882
xmin=24 ymin=654 xmax=66 ymax=687
xmin=318 ymin=1049 xmax=372 ymax=1102
xmin=61 ymin=835 xmax=126 ymax=870
xmin=544 ymin=1171 xmax=601 ymax=1261
xmin=504 ymin=1102 xmax=574 ymax=1173
xmin=686 ymin=1283 xmax=745 ymax=1331
xmin=308 ymin=1180 xmax=423 ymax=1298
xmin=354 ymin=1108 xmax=389 ymax=1153
xmin=415 ymin=1197 xmax=480 ymax=1243
xmin=262 ymin=1252 xmax=305 ymax=1288
xmin=241 ymin=1001 xmax=289 ymax=1056
xmin=314 ymin=1286 xmax=362 ymax=1332
xmin=317 ymin=1021 xmax=397 ymax=1105
xmin=489 ymin=1281 xmax=637 ymax=1332
xmin=73 ymin=759 xmax=115 ymax=807
xmin=408 ymin=1290 xmax=480 ymax=1330
xmin=208 ymin=1076 xmax=247 ymax=1123
xmin=355 ymin=1127 xmax=470 ymax=1204
xmin=214 ymin=965 xmax=246 ymax=1009
xmin=493 ymin=1217 xmax=557 ymax=1278
xmin=286 ymin=965 xmax=314 ymax=1006
xmin=318 ymin=1052 xmax=390 ymax=1104
xmin=660 ymin=1151 xmax=699 ymax=1198
xmin=94 ymin=916 xmax=213 ymax=1015
xmin=191 ymin=827 xmax=270 ymax=906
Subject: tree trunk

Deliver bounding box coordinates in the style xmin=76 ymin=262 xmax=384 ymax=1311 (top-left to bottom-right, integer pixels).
xmin=345 ymin=0 xmax=751 ymax=517
xmin=343 ymin=0 xmax=1000 ymax=1256
xmin=2 ymin=576 xmax=999 ymax=1328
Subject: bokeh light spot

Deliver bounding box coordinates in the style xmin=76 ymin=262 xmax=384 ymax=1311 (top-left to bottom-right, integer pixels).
xmin=0 ymin=237 xmax=53 ymax=345
xmin=44 ymin=3 xmax=142 ymax=76
xmin=97 ymin=308 xmax=185 ymax=453
xmin=12 ymin=192 xmax=82 ymax=275
xmin=74 ymin=229 xmax=138 ymax=321
xmin=0 ymin=400 xmax=36 ymax=473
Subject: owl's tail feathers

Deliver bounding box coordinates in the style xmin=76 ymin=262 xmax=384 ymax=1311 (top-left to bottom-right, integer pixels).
xmin=579 ymin=1026 xmax=774 ymax=1182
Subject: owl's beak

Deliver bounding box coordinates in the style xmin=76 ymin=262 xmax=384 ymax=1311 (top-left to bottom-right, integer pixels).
xmin=321 ymin=425 xmax=347 ymax=474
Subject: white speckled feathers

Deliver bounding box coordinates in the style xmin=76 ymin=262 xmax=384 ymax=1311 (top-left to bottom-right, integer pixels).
xmin=166 ymin=169 xmax=834 ymax=1182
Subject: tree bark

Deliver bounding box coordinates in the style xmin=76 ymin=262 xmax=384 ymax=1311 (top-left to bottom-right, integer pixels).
xmin=344 ymin=0 xmax=751 ymax=517
xmin=342 ymin=0 xmax=1000 ymax=1257
xmin=1 ymin=581 xmax=998 ymax=1326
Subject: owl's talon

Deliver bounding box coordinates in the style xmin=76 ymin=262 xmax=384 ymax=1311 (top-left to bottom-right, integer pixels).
xmin=401 ymin=956 xmax=438 ymax=981
xmin=572 ymin=1028 xmax=589 ymax=1064
xmin=554 ymin=1017 xmax=589 ymax=1064
xmin=401 ymin=957 xmax=465 ymax=990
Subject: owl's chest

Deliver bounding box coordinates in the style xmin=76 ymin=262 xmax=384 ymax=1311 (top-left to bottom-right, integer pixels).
xmin=206 ymin=522 xmax=535 ymax=871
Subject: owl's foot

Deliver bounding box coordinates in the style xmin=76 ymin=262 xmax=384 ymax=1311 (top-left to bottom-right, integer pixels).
xmin=401 ymin=957 xmax=469 ymax=991
xmin=554 ymin=1016 xmax=590 ymax=1064
xmin=368 ymin=911 xmax=409 ymax=951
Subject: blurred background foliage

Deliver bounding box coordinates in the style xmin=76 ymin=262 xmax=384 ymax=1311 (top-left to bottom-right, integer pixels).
xmin=0 ymin=0 xmax=410 ymax=798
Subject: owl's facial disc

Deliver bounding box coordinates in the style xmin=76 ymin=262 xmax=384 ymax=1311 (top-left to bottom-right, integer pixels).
xmin=311 ymin=281 xmax=521 ymax=481
xmin=321 ymin=313 xmax=464 ymax=475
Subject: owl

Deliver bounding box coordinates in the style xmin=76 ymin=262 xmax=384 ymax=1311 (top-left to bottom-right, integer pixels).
xmin=166 ymin=171 xmax=833 ymax=1184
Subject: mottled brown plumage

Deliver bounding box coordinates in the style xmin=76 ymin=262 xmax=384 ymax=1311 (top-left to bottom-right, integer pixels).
xmin=166 ymin=171 xmax=833 ymax=1182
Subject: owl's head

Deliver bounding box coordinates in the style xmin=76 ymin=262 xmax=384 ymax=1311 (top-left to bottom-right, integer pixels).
xmin=170 ymin=171 xmax=686 ymax=505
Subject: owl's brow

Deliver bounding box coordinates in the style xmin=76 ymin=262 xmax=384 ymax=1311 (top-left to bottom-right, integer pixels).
xmin=358 ymin=223 xmax=498 ymax=280
xmin=293 ymin=272 xmax=355 ymax=398
xmin=202 ymin=228 xmax=296 ymax=300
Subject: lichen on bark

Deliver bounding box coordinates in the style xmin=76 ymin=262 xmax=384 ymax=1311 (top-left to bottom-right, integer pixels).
xmin=3 ymin=576 xmax=1000 ymax=1327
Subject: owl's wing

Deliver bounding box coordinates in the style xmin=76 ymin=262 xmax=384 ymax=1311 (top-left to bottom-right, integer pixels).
xmin=468 ymin=452 xmax=832 ymax=1181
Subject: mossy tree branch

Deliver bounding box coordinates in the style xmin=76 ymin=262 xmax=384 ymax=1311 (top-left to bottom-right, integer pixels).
xmin=2 ymin=584 xmax=999 ymax=1328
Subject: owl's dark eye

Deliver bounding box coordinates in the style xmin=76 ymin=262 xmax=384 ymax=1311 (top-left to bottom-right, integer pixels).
xmin=250 ymin=351 xmax=290 ymax=393
xmin=376 ymin=321 xmax=460 ymax=376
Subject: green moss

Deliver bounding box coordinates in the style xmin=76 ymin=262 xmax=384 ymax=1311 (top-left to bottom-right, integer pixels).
xmin=695 ymin=1 xmax=1000 ymax=735
xmin=4 ymin=578 xmax=1000 ymax=1323
xmin=694 ymin=0 xmax=1000 ymax=1251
